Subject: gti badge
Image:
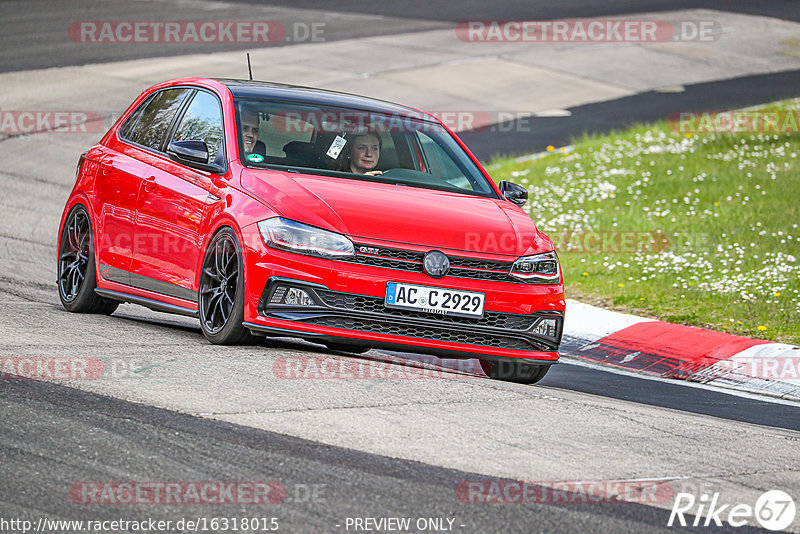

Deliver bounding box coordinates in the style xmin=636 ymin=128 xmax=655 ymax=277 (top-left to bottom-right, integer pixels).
xmin=423 ymin=250 xmax=450 ymax=278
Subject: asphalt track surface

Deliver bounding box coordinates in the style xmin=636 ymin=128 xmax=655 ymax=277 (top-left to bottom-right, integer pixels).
xmin=460 ymin=68 xmax=800 ymax=160
xmin=2 ymin=377 xmax=773 ymax=534
xmin=245 ymin=0 xmax=800 ymax=24
xmin=3 ymin=0 xmax=800 ymax=73
xmin=3 ymin=1 xmax=800 ymax=159
xmin=543 ymin=361 xmax=800 ymax=433
xmin=2 ymin=1 xmax=800 ymax=533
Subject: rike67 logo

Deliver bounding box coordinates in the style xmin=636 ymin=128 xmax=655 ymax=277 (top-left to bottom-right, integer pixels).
xmin=669 ymin=490 xmax=796 ymax=531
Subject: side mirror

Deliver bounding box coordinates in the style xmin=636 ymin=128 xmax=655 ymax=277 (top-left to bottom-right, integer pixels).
xmin=167 ymin=140 xmax=224 ymax=174
xmin=499 ymin=180 xmax=528 ymax=206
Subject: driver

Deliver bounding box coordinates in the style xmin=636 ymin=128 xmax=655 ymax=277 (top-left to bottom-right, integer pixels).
xmin=343 ymin=133 xmax=382 ymax=175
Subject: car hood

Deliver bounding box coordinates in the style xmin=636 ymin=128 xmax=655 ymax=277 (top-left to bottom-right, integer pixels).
xmin=240 ymin=168 xmax=551 ymax=256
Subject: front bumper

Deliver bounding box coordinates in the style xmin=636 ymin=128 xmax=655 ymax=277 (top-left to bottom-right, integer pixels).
xmin=241 ymin=229 xmax=565 ymax=363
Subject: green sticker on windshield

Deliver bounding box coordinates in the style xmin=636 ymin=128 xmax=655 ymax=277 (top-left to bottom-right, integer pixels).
xmin=247 ymin=153 xmax=264 ymax=163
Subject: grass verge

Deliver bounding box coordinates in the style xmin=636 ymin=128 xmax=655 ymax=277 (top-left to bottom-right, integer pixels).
xmin=486 ymin=98 xmax=800 ymax=345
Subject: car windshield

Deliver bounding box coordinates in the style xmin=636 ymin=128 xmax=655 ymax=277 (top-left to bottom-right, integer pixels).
xmin=234 ymin=99 xmax=497 ymax=197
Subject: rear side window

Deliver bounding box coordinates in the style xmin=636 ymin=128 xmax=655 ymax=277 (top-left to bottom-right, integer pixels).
xmin=259 ymin=113 xmax=314 ymax=157
xmin=119 ymin=102 xmax=146 ymax=140
xmin=123 ymin=88 xmax=191 ymax=151
xmin=170 ymin=90 xmax=224 ymax=164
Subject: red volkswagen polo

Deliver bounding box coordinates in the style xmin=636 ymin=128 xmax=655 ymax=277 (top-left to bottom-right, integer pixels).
xmin=57 ymin=77 xmax=565 ymax=384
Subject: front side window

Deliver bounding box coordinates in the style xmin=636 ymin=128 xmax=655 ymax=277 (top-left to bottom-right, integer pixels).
xmin=123 ymin=88 xmax=191 ymax=151
xmin=416 ymin=131 xmax=475 ymax=190
xmin=171 ymin=90 xmax=224 ymax=164
xmin=234 ymin=100 xmax=497 ymax=198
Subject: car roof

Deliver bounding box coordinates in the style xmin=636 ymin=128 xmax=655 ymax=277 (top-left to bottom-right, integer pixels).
xmin=215 ymin=78 xmax=429 ymax=118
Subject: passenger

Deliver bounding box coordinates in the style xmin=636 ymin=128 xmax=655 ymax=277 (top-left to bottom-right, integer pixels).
xmin=240 ymin=107 xmax=264 ymax=158
xmin=342 ymin=133 xmax=382 ymax=175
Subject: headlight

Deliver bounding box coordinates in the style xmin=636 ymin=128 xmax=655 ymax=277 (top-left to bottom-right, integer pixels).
xmin=510 ymin=251 xmax=560 ymax=283
xmin=257 ymin=217 xmax=355 ymax=259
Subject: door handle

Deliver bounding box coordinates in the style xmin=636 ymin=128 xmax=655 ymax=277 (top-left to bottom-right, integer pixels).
xmin=100 ymin=162 xmax=113 ymax=175
xmin=143 ymin=175 xmax=156 ymax=191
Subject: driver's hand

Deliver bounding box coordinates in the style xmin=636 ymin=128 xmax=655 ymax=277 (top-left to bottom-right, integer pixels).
xmin=364 ymin=170 xmax=383 ymax=176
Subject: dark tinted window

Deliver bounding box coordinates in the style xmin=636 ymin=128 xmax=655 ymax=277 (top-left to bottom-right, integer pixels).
xmin=170 ymin=91 xmax=224 ymax=164
xmin=234 ymin=100 xmax=496 ymax=197
xmin=126 ymin=88 xmax=191 ymax=150
xmin=119 ymin=99 xmax=148 ymax=140
xmin=416 ymin=131 xmax=476 ymax=190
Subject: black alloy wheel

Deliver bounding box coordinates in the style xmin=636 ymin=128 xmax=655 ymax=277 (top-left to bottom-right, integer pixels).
xmin=198 ymin=227 xmax=253 ymax=344
xmin=57 ymin=205 xmax=118 ymax=314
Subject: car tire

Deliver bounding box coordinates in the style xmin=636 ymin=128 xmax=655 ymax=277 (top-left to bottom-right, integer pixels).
xmin=57 ymin=205 xmax=119 ymax=315
xmin=480 ymin=359 xmax=550 ymax=384
xmin=198 ymin=227 xmax=254 ymax=345
xmin=324 ymin=342 xmax=371 ymax=354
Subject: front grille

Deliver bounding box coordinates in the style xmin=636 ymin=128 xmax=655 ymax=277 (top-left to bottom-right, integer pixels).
xmin=448 ymin=267 xmax=510 ymax=282
xmin=345 ymin=243 xmax=523 ymax=283
xmin=344 ymin=255 xmax=420 ymax=272
xmin=450 ymin=257 xmax=515 ymax=271
xmin=315 ymin=290 xmax=537 ymax=330
xmin=293 ymin=315 xmax=538 ymax=351
xmin=353 ymin=246 xmax=422 ymax=262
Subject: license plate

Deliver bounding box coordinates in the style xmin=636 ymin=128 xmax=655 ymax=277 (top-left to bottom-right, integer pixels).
xmin=385 ymin=282 xmax=485 ymax=318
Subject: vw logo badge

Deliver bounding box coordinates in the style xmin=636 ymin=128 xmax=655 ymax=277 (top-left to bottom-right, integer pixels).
xmin=423 ymin=250 xmax=450 ymax=278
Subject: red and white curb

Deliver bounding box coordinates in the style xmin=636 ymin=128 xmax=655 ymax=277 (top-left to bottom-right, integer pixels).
xmin=562 ymin=299 xmax=800 ymax=402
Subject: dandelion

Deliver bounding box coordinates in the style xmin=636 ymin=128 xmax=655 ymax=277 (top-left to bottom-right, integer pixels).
xmin=582 ymin=272 xmax=589 ymax=276
xmin=617 ymin=283 xmax=625 ymax=288
xmin=774 ymin=292 xmax=781 ymax=297
xmin=758 ymin=325 xmax=767 ymax=331
xmin=547 ymin=145 xmax=555 ymax=152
